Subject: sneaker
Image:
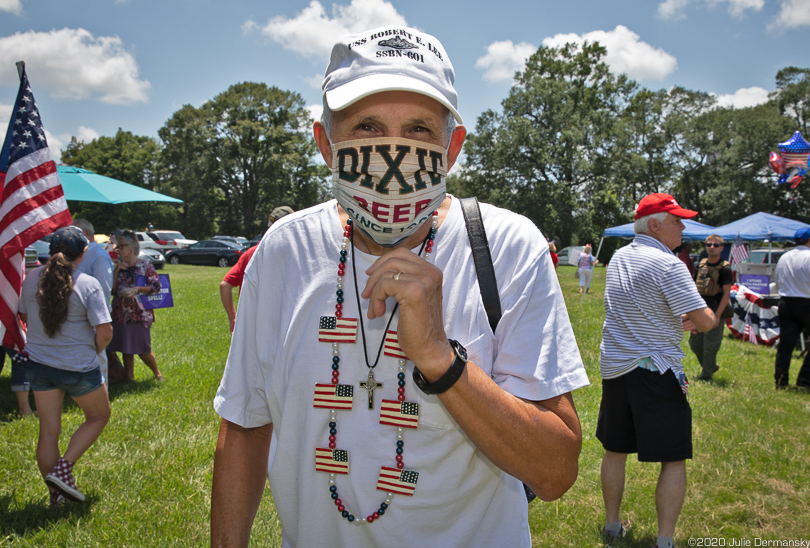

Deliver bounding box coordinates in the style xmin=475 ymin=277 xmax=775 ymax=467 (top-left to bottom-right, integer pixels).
xmin=602 ymin=524 xmax=626 ymax=544
xmin=45 ymin=458 xmax=85 ymax=502
xmin=49 ymin=490 xmax=65 ymax=508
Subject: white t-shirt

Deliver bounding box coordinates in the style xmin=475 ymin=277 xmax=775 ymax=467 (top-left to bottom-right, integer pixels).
xmin=777 ymin=245 xmax=810 ymax=298
xmin=20 ymin=266 xmax=112 ymax=372
xmin=214 ymin=197 xmax=589 ymax=547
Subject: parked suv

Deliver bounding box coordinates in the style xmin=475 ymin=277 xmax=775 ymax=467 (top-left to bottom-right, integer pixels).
xmin=136 ymin=230 xmax=196 ymax=255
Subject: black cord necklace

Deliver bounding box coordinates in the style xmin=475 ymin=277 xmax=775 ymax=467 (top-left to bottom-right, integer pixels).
xmin=350 ymin=227 xmax=431 ymax=370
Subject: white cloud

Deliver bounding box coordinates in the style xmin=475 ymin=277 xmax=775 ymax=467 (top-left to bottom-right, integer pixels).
xmin=713 ymin=86 xmax=770 ymax=108
xmin=475 ymin=40 xmax=536 ymax=83
xmin=0 ymin=28 xmax=150 ymax=105
xmin=658 ymin=0 xmax=690 ymax=20
xmin=76 ymin=125 xmax=100 ymax=143
xmin=244 ymin=0 xmax=407 ymax=59
xmin=0 ymin=0 xmax=23 ymax=15
xmin=307 ymin=104 xmax=324 ymax=125
xmin=305 ymin=73 xmax=324 ymax=90
xmin=772 ymin=0 xmax=810 ymax=28
xmin=45 ymin=130 xmax=68 ymax=163
xmin=542 ymin=25 xmax=678 ymax=82
xmin=0 ymin=101 xmax=12 ymax=126
xmin=659 ymin=0 xmax=764 ymax=19
xmin=710 ymin=0 xmax=765 ymax=17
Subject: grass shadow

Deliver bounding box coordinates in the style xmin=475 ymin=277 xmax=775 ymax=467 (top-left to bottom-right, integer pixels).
xmin=698 ymin=377 xmax=732 ymax=388
xmin=106 ymin=379 xmax=162 ymax=403
xmin=0 ymin=492 xmax=93 ymax=537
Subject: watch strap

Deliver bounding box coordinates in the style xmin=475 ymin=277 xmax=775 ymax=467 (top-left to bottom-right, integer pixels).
xmin=413 ymin=340 xmax=467 ymax=395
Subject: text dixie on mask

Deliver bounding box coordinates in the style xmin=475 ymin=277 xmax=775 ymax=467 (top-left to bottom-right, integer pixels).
xmin=332 ymin=137 xmax=448 ymax=247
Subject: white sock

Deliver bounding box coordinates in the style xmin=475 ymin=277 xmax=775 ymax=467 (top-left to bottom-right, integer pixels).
xmin=657 ymin=535 xmax=674 ymax=548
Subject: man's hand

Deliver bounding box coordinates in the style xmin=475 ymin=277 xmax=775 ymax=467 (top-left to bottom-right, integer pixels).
xmin=361 ymin=247 xmax=452 ymax=379
xmin=682 ymin=314 xmax=698 ymax=333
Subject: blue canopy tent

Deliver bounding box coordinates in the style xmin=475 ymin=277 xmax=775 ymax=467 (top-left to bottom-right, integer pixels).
xmin=687 ymin=212 xmax=810 ymax=242
xmin=57 ymin=165 xmax=183 ymax=204
xmin=595 ymin=219 xmax=716 ymax=259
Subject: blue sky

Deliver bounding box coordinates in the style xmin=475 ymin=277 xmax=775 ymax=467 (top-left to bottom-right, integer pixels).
xmin=1 ymin=0 xmax=809 ymax=163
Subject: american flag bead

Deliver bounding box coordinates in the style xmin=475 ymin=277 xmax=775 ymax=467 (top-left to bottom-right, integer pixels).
xmin=317 ymin=215 xmax=437 ymax=527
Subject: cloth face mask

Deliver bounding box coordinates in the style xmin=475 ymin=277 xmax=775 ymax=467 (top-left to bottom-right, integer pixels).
xmin=332 ymin=137 xmax=448 ymax=247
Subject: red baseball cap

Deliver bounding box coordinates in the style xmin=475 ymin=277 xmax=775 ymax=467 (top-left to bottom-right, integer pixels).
xmin=634 ymin=193 xmax=698 ymax=220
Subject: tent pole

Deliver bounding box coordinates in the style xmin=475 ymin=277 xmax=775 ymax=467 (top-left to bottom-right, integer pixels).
xmin=595 ymin=237 xmax=604 ymax=261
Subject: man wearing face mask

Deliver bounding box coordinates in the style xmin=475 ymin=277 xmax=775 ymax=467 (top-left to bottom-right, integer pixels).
xmin=211 ymin=25 xmax=589 ymax=548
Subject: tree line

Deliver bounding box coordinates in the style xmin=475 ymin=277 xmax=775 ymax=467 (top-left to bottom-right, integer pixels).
xmin=62 ymin=43 xmax=810 ymax=250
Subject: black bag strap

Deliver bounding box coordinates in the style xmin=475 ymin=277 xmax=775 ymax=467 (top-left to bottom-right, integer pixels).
xmin=459 ymin=197 xmax=502 ymax=333
xmin=459 ymin=197 xmax=537 ymax=503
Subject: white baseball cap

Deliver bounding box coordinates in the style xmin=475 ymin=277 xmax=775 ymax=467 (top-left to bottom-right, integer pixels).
xmin=322 ymin=26 xmax=462 ymax=123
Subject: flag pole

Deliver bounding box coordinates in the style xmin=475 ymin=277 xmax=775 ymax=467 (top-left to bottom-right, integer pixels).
xmin=16 ymin=60 xmax=25 ymax=80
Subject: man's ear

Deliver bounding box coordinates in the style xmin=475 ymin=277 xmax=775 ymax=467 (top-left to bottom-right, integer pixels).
xmin=314 ymin=122 xmax=333 ymax=168
xmin=446 ymin=125 xmax=466 ymax=170
xmin=647 ymin=217 xmax=662 ymax=238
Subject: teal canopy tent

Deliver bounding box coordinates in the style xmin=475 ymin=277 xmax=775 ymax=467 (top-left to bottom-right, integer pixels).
xmin=57 ymin=165 xmax=183 ymax=204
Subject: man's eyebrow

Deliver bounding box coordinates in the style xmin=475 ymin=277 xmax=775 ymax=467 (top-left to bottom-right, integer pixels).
xmin=350 ymin=115 xmax=384 ymax=127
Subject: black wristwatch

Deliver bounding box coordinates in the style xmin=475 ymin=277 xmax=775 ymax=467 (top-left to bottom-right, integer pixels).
xmin=413 ymin=339 xmax=468 ymax=395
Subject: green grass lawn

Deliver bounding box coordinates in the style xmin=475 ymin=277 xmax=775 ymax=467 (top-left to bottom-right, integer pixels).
xmin=1 ymin=264 xmax=808 ymax=547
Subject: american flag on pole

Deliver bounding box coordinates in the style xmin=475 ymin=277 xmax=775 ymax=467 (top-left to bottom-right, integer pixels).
xmin=376 ymin=466 xmax=418 ymax=496
xmin=313 ymin=383 xmax=354 ymax=410
xmin=379 ymin=399 xmax=419 ymax=429
xmin=729 ymin=235 xmax=749 ymax=266
xmin=743 ymin=316 xmax=759 ymax=346
xmin=383 ymin=330 xmax=409 ymax=360
xmin=315 ymin=448 xmax=349 ymax=474
xmin=318 ymin=316 xmax=358 ymax=343
xmin=0 ymin=63 xmax=71 ymax=351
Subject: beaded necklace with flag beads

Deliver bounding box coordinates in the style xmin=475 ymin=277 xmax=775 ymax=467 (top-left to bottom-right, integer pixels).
xmin=314 ymin=212 xmax=438 ymax=526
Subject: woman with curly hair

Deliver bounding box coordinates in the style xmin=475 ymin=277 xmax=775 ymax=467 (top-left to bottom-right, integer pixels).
xmin=107 ymin=230 xmax=163 ymax=382
xmin=19 ymin=226 xmax=113 ymax=507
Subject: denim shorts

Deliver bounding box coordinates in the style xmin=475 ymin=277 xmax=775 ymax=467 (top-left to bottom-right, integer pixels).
xmin=24 ymin=360 xmax=104 ymax=398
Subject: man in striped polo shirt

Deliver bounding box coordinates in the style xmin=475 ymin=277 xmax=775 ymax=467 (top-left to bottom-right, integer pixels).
xmin=597 ymin=193 xmax=715 ymax=548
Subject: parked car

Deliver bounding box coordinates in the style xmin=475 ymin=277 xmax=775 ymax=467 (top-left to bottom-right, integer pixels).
xmin=139 ymin=248 xmax=165 ymax=269
xmin=212 ymin=235 xmax=250 ymax=249
xmin=30 ymin=239 xmax=51 ymax=264
xmin=135 ymin=231 xmax=164 ymax=253
xmin=248 ymin=233 xmax=264 ymax=248
xmin=556 ymin=246 xmax=585 ymax=266
xmin=136 ymin=230 xmax=196 ymax=255
xmin=24 ymin=246 xmax=40 ymax=271
xmin=165 ymin=239 xmax=243 ymax=267
xmin=743 ymin=248 xmax=792 ymax=264
xmin=149 ymin=230 xmax=196 ymax=252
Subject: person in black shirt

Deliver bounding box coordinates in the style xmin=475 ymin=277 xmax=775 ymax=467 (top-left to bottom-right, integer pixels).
xmin=689 ymin=234 xmax=733 ymax=380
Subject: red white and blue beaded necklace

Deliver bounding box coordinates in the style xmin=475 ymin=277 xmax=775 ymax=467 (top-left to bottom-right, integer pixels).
xmin=313 ymin=213 xmax=438 ymax=526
